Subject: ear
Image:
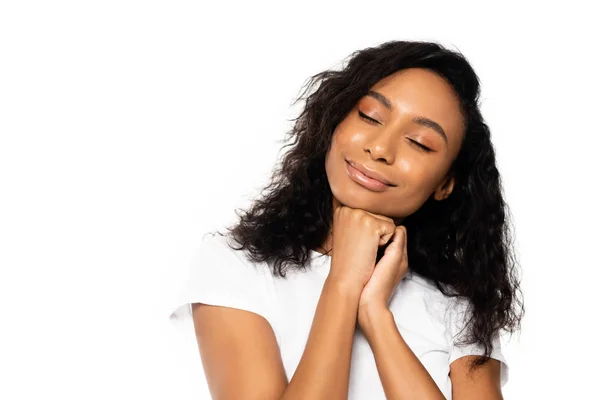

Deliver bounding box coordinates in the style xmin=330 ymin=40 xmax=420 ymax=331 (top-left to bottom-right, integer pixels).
xmin=433 ymin=174 xmax=455 ymax=201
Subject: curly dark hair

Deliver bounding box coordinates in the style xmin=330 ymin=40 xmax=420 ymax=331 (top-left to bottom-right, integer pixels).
xmin=210 ymin=39 xmax=524 ymax=374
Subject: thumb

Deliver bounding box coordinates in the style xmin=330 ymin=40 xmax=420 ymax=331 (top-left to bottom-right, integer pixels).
xmin=375 ymin=226 xmax=405 ymax=266
xmin=384 ymin=226 xmax=405 ymax=256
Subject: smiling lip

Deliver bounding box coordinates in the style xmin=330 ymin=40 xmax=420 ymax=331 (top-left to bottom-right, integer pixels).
xmin=346 ymin=160 xmax=395 ymax=186
xmin=346 ymin=161 xmax=393 ymax=192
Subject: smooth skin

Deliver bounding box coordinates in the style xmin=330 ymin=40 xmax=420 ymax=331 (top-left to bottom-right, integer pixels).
xmin=191 ymin=68 xmax=503 ymax=399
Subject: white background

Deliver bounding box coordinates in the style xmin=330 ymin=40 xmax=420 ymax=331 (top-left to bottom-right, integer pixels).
xmin=1 ymin=1 xmax=598 ymax=399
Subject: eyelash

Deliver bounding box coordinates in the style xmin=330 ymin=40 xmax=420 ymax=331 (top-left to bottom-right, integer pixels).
xmin=358 ymin=110 xmax=433 ymax=152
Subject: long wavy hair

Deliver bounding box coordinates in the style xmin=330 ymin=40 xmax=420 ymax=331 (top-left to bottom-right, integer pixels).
xmin=211 ymin=40 xmax=524 ymax=373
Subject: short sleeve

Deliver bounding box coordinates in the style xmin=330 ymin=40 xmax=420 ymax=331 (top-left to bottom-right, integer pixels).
xmin=446 ymin=297 xmax=509 ymax=387
xmin=168 ymin=234 xmax=276 ymax=330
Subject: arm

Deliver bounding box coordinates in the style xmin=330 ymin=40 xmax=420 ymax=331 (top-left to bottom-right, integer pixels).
xmin=281 ymin=275 xmax=362 ymax=400
xmin=191 ymin=274 xmax=362 ymax=400
xmin=360 ymin=307 xmax=503 ymax=400
xmin=191 ymin=303 xmax=287 ymax=400
xmin=359 ymin=307 xmax=446 ymax=399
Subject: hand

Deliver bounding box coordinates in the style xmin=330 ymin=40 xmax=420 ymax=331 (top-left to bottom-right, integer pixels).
xmin=327 ymin=202 xmax=397 ymax=295
xmin=358 ymin=225 xmax=408 ymax=326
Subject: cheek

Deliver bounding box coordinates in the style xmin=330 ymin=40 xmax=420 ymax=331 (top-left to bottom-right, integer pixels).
xmin=399 ymin=160 xmax=442 ymax=194
xmin=333 ymin=118 xmax=366 ymax=146
xmin=326 ymin=126 xmax=351 ymax=167
xmin=397 ymin=158 xmax=428 ymax=182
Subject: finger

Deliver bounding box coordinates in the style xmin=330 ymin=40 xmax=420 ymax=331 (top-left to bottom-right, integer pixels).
xmin=403 ymin=227 xmax=408 ymax=261
xmin=395 ymin=226 xmax=406 ymax=249
xmin=378 ymin=221 xmax=398 ymax=246
xmin=400 ymin=226 xmax=407 ymax=245
xmin=385 ymin=227 xmax=406 ymax=254
xmin=363 ymin=210 xmax=396 ymax=224
xmin=380 ymin=225 xmax=401 ymax=248
xmin=359 ymin=209 xmax=397 ymax=245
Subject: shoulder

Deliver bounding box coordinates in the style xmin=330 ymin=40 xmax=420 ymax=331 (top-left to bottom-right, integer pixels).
xmin=197 ymin=233 xmax=273 ymax=277
xmin=169 ymin=232 xmax=277 ymax=326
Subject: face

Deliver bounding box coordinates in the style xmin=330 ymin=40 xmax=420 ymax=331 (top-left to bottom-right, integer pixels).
xmin=325 ymin=68 xmax=466 ymax=224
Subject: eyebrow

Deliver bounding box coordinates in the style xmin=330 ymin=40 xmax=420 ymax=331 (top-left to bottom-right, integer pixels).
xmin=366 ymin=90 xmax=448 ymax=144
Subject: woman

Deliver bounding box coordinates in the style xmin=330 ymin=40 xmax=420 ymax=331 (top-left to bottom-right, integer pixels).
xmin=169 ymin=40 xmax=524 ymax=399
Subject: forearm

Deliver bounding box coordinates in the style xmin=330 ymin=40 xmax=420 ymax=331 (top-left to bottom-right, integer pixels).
xmin=360 ymin=308 xmax=446 ymax=400
xmin=281 ymin=275 xmax=361 ymax=400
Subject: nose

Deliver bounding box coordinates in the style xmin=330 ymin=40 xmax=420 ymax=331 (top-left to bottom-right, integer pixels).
xmin=363 ymin=126 xmax=397 ymax=164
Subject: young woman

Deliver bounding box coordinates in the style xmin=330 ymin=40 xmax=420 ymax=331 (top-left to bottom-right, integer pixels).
xmin=169 ymin=40 xmax=525 ymax=399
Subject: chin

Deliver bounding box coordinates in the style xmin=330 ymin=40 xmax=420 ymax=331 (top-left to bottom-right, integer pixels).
xmin=332 ymin=187 xmax=380 ymax=211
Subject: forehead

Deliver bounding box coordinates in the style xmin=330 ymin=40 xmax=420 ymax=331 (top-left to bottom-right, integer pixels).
xmin=368 ymin=68 xmax=465 ymax=144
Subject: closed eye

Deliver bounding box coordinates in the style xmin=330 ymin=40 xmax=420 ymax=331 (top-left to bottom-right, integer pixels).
xmin=358 ymin=110 xmax=380 ymax=124
xmin=408 ymin=139 xmax=433 ymax=152
xmin=360 ymin=111 xmax=433 ymax=153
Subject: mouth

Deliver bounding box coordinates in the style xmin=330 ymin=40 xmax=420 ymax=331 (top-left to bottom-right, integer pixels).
xmin=345 ymin=160 xmax=393 ymax=192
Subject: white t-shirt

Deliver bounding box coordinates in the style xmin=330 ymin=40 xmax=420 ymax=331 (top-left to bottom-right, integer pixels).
xmin=168 ymin=233 xmax=509 ymax=399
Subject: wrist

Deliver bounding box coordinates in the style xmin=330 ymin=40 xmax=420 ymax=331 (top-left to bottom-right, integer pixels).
xmin=358 ymin=305 xmax=393 ymax=334
xmin=325 ymin=274 xmax=363 ymax=300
